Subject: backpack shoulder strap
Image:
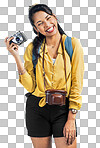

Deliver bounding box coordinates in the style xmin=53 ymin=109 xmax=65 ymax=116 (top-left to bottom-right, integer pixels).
xmin=64 ymin=36 xmax=73 ymax=62
xmin=32 ymin=46 xmax=41 ymax=69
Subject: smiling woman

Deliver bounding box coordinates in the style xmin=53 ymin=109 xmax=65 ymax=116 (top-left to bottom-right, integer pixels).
xmin=16 ymin=3 xmax=84 ymax=148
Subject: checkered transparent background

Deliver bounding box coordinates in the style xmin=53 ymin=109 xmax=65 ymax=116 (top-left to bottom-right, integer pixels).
xmin=0 ymin=0 xmax=100 ymax=147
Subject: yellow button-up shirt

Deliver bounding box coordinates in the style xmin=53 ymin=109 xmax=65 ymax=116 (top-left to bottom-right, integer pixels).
xmin=19 ymin=34 xmax=85 ymax=110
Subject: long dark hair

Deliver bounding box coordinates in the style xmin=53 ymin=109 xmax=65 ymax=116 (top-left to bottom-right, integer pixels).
xmin=28 ymin=4 xmax=66 ymax=67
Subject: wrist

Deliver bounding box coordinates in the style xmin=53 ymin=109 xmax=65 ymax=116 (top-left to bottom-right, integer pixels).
xmin=14 ymin=54 xmax=20 ymax=60
xmin=69 ymin=108 xmax=78 ymax=114
xmin=67 ymin=110 xmax=76 ymax=120
xmin=18 ymin=68 xmax=26 ymax=75
xmin=14 ymin=55 xmax=26 ymax=75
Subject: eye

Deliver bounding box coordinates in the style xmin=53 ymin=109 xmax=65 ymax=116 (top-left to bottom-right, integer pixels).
xmin=47 ymin=17 xmax=51 ymax=20
xmin=38 ymin=23 xmax=42 ymax=26
xmin=38 ymin=17 xmax=51 ymax=26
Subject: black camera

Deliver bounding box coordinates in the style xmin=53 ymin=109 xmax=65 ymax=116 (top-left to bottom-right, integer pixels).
xmin=7 ymin=31 xmax=27 ymax=46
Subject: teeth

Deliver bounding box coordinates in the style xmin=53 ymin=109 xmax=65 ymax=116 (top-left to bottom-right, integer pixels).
xmin=47 ymin=26 xmax=53 ymax=32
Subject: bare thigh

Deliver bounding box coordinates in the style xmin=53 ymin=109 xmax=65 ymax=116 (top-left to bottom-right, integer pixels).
xmin=30 ymin=136 xmax=52 ymax=148
xmin=54 ymin=137 xmax=77 ymax=148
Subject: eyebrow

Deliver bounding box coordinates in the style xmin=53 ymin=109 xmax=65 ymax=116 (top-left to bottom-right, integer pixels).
xmin=36 ymin=14 xmax=50 ymax=24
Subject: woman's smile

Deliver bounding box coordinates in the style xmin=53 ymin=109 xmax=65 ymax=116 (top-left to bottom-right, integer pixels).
xmin=46 ymin=25 xmax=55 ymax=33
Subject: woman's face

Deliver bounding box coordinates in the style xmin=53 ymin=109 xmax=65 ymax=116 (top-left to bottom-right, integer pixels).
xmin=32 ymin=11 xmax=58 ymax=37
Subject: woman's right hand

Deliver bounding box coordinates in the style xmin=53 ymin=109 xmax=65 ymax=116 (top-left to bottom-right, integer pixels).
xmin=4 ymin=36 xmax=19 ymax=58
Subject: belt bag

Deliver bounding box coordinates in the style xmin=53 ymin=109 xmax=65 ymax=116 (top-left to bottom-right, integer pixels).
xmin=45 ymin=89 xmax=67 ymax=106
xmin=43 ymin=35 xmax=68 ymax=106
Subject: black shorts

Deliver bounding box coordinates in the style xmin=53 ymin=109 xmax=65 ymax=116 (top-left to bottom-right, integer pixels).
xmin=25 ymin=94 xmax=77 ymax=138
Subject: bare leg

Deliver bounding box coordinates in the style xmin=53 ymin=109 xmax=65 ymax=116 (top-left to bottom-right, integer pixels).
xmin=30 ymin=136 xmax=52 ymax=148
xmin=54 ymin=137 xmax=77 ymax=148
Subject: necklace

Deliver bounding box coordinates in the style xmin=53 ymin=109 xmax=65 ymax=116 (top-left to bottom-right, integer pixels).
xmin=51 ymin=45 xmax=55 ymax=48
xmin=45 ymin=35 xmax=61 ymax=48
xmin=45 ymin=43 xmax=55 ymax=48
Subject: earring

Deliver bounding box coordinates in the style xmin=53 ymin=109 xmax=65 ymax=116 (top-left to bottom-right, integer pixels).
xmin=37 ymin=31 xmax=39 ymax=36
xmin=37 ymin=28 xmax=39 ymax=31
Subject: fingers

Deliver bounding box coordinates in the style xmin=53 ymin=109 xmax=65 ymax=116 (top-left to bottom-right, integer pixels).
xmin=69 ymin=130 xmax=75 ymax=145
xmin=68 ymin=132 xmax=72 ymax=145
xmin=74 ymin=129 xmax=76 ymax=140
xmin=4 ymin=36 xmax=19 ymax=57
xmin=9 ymin=43 xmax=16 ymax=48
xmin=11 ymin=43 xmax=18 ymax=50
xmin=7 ymin=36 xmax=14 ymax=43
xmin=63 ymin=126 xmax=66 ymax=137
xmin=5 ymin=36 xmax=14 ymax=48
xmin=64 ymin=128 xmax=69 ymax=144
xmin=65 ymin=128 xmax=69 ymax=139
xmin=4 ymin=37 xmax=9 ymax=43
xmin=7 ymin=37 xmax=14 ymax=47
xmin=65 ymin=129 xmax=76 ymax=145
xmin=4 ymin=36 xmax=11 ymax=44
xmin=12 ymin=45 xmax=18 ymax=50
xmin=8 ymin=42 xmax=18 ymax=53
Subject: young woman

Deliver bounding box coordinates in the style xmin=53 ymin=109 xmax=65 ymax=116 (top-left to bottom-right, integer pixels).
xmin=5 ymin=4 xmax=84 ymax=148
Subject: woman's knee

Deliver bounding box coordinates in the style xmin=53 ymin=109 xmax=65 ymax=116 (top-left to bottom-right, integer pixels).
xmin=30 ymin=136 xmax=52 ymax=148
xmin=54 ymin=137 xmax=77 ymax=148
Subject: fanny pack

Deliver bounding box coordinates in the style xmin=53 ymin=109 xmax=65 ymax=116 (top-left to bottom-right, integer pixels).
xmin=43 ymin=35 xmax=68 ymax=106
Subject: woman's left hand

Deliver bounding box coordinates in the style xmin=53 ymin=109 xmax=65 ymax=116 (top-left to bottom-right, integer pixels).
xmin=63 ymin=119 xmax=76 ymax=145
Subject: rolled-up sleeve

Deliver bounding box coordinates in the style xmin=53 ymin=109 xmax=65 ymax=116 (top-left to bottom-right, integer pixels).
xmin=69 ymin=37 xmax=85 ymax=110
xmin=19 ymin=42 xmax=36 ymax=93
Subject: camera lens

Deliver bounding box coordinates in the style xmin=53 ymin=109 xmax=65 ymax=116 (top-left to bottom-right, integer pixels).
xmin=16 ymin=37 xmax=20 ymax=42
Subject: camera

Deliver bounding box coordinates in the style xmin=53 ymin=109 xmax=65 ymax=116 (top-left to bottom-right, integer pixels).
xmin=7 ymin=31 xmax=27 ymax=46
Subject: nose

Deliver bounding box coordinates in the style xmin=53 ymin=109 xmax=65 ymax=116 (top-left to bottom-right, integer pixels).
xmin=44 ymin=20 xmax=50 ymax=29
